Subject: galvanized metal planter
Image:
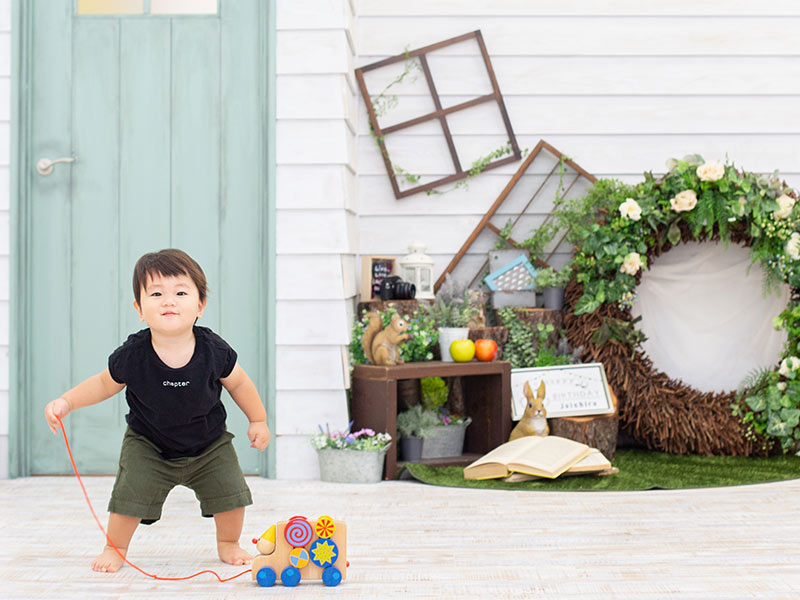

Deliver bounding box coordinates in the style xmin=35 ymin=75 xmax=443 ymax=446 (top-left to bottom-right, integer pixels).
xmin=316 ymin=446 xmax=390 ymax=483
xmin=420 ymin=422 xmax=471 ymax=459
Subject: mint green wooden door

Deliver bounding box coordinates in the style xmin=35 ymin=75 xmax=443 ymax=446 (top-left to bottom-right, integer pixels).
xmin=22 ymin=1 xmax=269 ymax=474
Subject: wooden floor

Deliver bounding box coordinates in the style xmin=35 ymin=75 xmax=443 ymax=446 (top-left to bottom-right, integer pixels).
xmin=2 ymin=475 xmax=799 ymax=599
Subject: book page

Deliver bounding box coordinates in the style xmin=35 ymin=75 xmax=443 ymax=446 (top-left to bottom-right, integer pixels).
xmin=506 ymin=436 xmax=590 ymax=478
xmin=463 ymin=436 xmax=547 ymax=479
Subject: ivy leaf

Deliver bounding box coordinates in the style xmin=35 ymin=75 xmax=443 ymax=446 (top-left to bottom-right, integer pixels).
xmin=574 ymin=293 xmax=602 ymax=315
xmin=667 ymin=222 xmax=681 ymax=246
xmin=766 ymin=415 xmax=791 ymax=437
xmin=780 ymin=407 xmax=800 ymax=428
xmin=745 ymin=394 xmax=766 ymax=412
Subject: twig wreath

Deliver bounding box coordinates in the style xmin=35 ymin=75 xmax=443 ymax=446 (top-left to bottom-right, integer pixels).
xmin=561 ymin=155 xmax=800 ymax=456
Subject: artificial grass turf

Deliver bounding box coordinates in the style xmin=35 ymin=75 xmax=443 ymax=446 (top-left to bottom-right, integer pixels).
xmin=404 ymin=448 xmax=800 ymax=491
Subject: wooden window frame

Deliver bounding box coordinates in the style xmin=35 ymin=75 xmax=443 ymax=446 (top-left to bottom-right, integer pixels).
xmin=355 ymin=30 xmax=521 ymax=199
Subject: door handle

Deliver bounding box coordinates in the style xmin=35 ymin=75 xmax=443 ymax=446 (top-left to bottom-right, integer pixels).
xmin=36 ymin=156 xmax=77 ymax=176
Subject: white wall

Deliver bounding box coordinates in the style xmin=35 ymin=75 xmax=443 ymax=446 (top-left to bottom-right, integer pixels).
xmin=0 ymin=0 xmax=11 ymax=479
xmin=273 ymin=0 xmax=357 ymax=478
xmin=355 ymin=0 xmax=800 ymax=288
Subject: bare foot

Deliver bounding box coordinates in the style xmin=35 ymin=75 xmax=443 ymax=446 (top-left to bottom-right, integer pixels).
xmin=217 ymin=541 xmax=252 ymax=565
xmin=92 ymin=545 xmax=126 ymax=573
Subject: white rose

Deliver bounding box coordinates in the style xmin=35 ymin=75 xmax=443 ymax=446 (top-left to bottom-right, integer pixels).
xmin=696 ymin=161 xmax=725 ymax=182
xmin=777 ymin=382 xmax=787 ymax=392
xmin=786 ymin=232 xmax=800 ymax=260
xmin=620 ymin=252 xmax=643 ymax=276
xmin=774 ymin=194 xmax=796 ymax=219
xmin=670 ymin=189 xmax=698 ymax=213
xmin=618 ymin=198 xmax=642 ymax=221
xmin=779 ymin=356 xmax=800 ymax=377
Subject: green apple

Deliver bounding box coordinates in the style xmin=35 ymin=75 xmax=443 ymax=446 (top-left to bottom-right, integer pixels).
xmin=449 ymin=339 xmax=475 ymax=362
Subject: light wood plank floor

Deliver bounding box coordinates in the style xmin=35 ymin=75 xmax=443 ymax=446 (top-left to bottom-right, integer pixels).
xmin=1 ymin=475 xmax=799 ymax=599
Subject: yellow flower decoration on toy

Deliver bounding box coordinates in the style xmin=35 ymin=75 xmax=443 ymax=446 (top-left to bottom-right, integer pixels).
xmin=315 ymin=516 xmax=335 ymax=538
xmin=310 ymin=538 xmax=338 ymax=567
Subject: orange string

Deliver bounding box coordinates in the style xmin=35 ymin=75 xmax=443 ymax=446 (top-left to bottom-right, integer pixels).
xmin=56 ymin=416 xmax=251 ymax=582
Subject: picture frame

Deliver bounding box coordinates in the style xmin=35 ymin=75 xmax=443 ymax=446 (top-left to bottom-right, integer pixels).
xmin=510 ymin=363 xmax=614 ymax=420
xmin=360 ymin=256 xmax=398 ymax=301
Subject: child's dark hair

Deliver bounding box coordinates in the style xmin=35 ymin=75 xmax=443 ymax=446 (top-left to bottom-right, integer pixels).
xmin=132 ymin=249 xmax=208 ymax=305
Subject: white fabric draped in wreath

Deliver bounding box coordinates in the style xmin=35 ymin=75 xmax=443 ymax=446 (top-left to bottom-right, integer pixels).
xmin=630 ymin=241 xmax=789 ymax=394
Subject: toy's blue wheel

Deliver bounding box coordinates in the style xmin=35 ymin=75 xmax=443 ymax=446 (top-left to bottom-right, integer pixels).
xmin=281 ymin=566 xmax=302 ymax=587
xmin=256 ymin=566 xmax=276 ymax=587
xmin=322 ymin=566 xmax=342 ymax=587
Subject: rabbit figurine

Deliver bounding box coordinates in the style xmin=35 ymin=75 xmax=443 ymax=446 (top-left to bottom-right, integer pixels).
xmin=509 ymin=380 xmax=549 ymax=441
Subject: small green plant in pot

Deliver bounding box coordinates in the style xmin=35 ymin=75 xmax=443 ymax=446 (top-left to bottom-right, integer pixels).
xmin=396 ymin=404 xmax=438 ymax=462
xmin=423 ymin=290 xmax=478 ymax=362
xmin=417 ymin=377 xmax=472 ymax=459
xmin=535 ymin=264 xmax=573 ymax=310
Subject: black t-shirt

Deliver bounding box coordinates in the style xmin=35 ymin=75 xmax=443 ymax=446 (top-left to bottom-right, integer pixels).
xmin=108 ymin=326 xmax=237 ymax=459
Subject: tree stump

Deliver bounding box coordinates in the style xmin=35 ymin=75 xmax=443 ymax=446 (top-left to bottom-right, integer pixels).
xmin=549 ymin=388 xmax=618 ymax=460
xmin=511 ymin=308 xmax=563 ymax=348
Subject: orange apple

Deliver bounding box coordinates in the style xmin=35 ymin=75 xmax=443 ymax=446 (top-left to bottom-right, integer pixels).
xmin=474 ymin=339 xmax=498 ymax=361
xmin=449 ymin=339 xmax=475 ymax=362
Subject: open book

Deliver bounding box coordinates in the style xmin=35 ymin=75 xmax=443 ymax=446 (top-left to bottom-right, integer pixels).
xmin=501 ymin=448 xmax=614 ymax=482
xmin=463 ymin=435 xmax=591 ymax=480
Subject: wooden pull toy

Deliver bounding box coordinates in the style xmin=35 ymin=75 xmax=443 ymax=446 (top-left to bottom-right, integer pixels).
xmin=251 ymin=515 xmax=348 ymax=587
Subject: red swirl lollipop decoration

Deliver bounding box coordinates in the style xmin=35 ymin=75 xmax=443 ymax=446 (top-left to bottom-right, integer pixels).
xmin=284 ymin=516 xmax=314 ymax=548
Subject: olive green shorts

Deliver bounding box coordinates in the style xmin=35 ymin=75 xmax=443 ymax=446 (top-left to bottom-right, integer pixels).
xmin=108 ymin=427 xmax=252 ymax=525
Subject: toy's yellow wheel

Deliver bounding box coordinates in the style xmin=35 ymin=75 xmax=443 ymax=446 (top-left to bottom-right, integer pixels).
xmin=315 ymin=516 xmax=335 ymax=538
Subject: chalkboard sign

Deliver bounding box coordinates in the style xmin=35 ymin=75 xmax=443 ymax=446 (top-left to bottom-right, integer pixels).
xmin=361 ymin=256 xmax=397 ymax=300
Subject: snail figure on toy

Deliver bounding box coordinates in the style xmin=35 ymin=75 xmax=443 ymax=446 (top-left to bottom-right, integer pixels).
xmin=251 ymin=515 xmax=347 ymax=587
xmin=509 ymin=380 xmax=549 ymax=441
xmin=361 ymin=311 xmax=410 ymax=366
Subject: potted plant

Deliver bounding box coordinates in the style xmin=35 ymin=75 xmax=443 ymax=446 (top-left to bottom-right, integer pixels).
xmin=418 ymin=377 xmax=472 ymax=459
xmin=422 ymin=292 xmax=478 ymax=362
xmin=535 ymin=264 xmax=573 ymax=310
xmin=311 ymin=422 xmax=392 ymax=483
xmin=396 ymin=403 xmax=438 ymax=462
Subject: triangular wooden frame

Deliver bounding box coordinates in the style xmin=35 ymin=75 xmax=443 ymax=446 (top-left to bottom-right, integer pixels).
xmin=434 ymin=139 xmax=597 ymax=292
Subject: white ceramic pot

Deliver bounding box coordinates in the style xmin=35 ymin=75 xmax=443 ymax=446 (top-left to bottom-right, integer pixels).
xmin=438 ymin=327 xmax=469 ymax=362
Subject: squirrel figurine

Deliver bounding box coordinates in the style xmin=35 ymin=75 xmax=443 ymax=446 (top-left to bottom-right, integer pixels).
xmin=361 ymin=312 xmax=410 ymax=366
xmin=509 ymin=380 xmax=549 ymax=441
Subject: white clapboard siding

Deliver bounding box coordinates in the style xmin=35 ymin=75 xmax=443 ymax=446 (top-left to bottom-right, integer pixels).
xmin=276 ymin=209 xmax=358 ymax=254
xmin=277 ymin=120 xmax=355 ymax=167
xmin=359 ymin=56 xmax=800 ymax=96
xmin=275 ymin=299 xmax=352 ymax=346
xmin=273 ymin=0 xmax=358 ymax=460
xmin=358 ymin=134 xmax=800 ymax=182
xmin=276 ymin=345 xmax=347 ymax=391
xmin=277 ymin=254 xmax=348 ymax=299
xmin=358 ymin=0 xmax=800 ymax=17
xmin=277 ymin=0 xmax=354 ymax=30
xmin=276 ymin=29 xmax=354 ymax=75
xmin=275 ymin=389 xmax=349 ymax=435
xmin=362 ymin=95 xmax=800 ymax=136
xmin=277 ymin=164 xmax=357 ymax=211
xmin=277 ymin=74 xmax=357 ymax=126
xmin=358 ymin=17 xmax=800 ymax=56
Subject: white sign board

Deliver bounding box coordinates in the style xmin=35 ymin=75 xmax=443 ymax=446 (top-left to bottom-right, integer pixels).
xmin=511 ymin=363 xmax=614 ymax=420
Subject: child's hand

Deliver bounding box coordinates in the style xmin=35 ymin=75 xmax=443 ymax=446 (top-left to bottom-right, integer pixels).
xmin=44 ymin=397 xmax=72 ymax=434
xmin=248 ymin=421 xmax=270 ymax=450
